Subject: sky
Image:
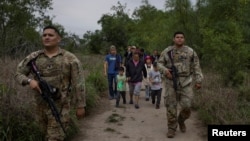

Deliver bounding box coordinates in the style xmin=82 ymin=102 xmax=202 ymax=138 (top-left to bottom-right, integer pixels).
xmin=47 ymin=0 xmax=196 ymax=37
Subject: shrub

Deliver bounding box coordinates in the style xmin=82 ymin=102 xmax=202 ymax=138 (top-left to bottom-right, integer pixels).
xmin=193 ymin=70 xmax=250 ymax=125
xmin=0 ymin=84 xmax=44 ymax=141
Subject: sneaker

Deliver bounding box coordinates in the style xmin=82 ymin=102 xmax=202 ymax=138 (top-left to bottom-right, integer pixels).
xmin=134 ymin=104 xmax=139 ymax=109
xmin=145 ymin=98 xmax=149 ymax=101
xmin=129 ymin=100 xmax=133 ymax=104
xmin=178 ymin=117 xmax=186 ymax=133
xmin=156 ymin=104 xmax=160 ymax=109
xmin=166 ymin=129 xmax=175 ymax=138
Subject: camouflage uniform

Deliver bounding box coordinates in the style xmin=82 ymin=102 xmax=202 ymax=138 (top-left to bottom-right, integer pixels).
xmin=157 ymin=45 xmax=203 ymax=132
xmin=15 ymin=48 xmax=86 ymax=141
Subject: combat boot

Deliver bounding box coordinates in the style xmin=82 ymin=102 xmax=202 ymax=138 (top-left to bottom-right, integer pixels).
xmin=178 ymin=117 xmax=186 ymax=133
xmin=166 ymin=129 xmax=175 ymax=138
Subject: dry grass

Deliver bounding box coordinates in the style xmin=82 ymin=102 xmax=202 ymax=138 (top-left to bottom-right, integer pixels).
xmin=0 ymin=56 xmax=43 ymax=140
xmin=0 ymin=56 xmax=34 ymax=107
xmin=193 ymin=70 xmax=250 ymax=124
xmin=1 ymin=54 xmax=249 ymax=139
xmin=0 ymin=54 xmax=107 ymax=140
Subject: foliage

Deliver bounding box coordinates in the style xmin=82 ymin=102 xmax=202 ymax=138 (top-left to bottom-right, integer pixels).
xmin=0 ymin=0 xmax=53 ymax=57
xmin=0 ymin=84 xmax=44 ymax=141
xmin=1 ymin=0 xmax=250 ymax=138
xmin=192 ymin=71 xmax=250 ymax=124
xmin=129 ymin=0 xmax=170 ymax=53
xmin=82 ymin=0 xmax=250 ymax=87
xmin=77 ymin=54 xmax=108 ymax=114
xmin=0 ymin=54 xmax=107 ymax=140
xmin=197 ymin=0 xmax=249 ymax=86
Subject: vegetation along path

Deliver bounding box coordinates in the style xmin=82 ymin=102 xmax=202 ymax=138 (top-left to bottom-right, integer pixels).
xmin=72 ymin=85 xmax=207 ymax=141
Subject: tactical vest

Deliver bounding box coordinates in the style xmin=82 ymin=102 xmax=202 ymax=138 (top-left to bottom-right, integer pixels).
xmin=167 ymin=46 xmax=194 ymax=77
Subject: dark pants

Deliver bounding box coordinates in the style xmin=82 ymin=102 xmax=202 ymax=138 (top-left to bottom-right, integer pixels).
xmin=151 ymin=88 xmax=162 ymax=105
xmin=108 ymin=74 xmax=117 ymax=98
xmin=116 ymin=91 xmax=126 ymax=105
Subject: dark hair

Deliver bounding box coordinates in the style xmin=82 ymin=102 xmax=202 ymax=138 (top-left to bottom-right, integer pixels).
xmin=43 ymin=25 xmax=61 ymax=37
xmin=173 ymin=31 xmax=185 ymax=38
xmin=133 ymin=51 xmax=140 ymax=56
xmin=153 ymin=62 xmax=158 ymax=67
xmin=119 ymin=67 xmax=124 ymax=71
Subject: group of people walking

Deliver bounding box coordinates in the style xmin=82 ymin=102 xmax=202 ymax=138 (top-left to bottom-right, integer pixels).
xmin=104 ymin=31 xmax=203 ymax=138
xmin=104 ymin=44 xmax=162 ymax=109
xmin=14 ymin=25 xmax=203 ymax=140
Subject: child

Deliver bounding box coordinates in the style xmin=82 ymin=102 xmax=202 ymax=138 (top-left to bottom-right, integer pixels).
xmin=149 ymin=62 xmax=162 ymax=109
xmin=143 ymin=55 xmax=153 ymax=101
xmin=116 ymin=67 xmax=126 ymax=107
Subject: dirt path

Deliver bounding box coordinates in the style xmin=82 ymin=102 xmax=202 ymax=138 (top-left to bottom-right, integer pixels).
xmin=72 ymin=86 xmax=207 ymax=141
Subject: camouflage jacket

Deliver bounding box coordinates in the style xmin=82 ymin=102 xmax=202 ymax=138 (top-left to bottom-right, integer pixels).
xmin=158 ymin=45 xmax=203 ymax=87
xmin=15 ymin=48 xmax=86 ymax=108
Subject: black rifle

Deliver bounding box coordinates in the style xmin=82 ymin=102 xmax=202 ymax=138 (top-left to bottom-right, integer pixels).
xmin=167 ymin=50 xmax=179 ymax=100
xmin=28 ymin=59 xmax=66 ymax=134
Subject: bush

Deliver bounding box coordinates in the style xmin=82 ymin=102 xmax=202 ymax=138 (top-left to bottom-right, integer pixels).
xmin=82 ymin=55 xmax=108 ymax=114
xmin=0 ymin=84 xmax=44 ymax=141
xmin=193 ymin=70 xmax=250 ymax=125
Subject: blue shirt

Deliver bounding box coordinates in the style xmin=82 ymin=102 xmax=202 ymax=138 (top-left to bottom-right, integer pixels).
xmin=105 ymin=54 xmax=121 ymax=74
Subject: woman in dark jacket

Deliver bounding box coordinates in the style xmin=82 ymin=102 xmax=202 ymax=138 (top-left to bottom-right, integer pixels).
xmin=126 ymin=52 xmax=147 ymax=109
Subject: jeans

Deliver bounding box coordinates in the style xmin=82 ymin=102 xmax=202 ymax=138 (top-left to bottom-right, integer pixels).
xmin=151 ymin=88 xmax=162 ymax=105
xmin=116 ymin=91 xmax=126 ymax=105
xmin=108 ymin=74 xmax=117 ymax=98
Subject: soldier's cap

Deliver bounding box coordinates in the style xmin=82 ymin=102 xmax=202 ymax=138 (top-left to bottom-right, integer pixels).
xmin=110 ymin=45 xmax=116 ymax=50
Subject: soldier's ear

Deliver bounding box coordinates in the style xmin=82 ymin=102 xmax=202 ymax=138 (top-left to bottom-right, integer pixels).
xmin=57 ymin=36 xmax=61 ymax=43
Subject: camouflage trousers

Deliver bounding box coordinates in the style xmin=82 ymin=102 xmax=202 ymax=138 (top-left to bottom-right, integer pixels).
xmin=163 ymin=82 xmax=193 ymax=131
xmin=35 ymin=98 xmax=70 ymax=141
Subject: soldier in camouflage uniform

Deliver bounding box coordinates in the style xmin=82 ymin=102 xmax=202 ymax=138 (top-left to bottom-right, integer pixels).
xmin=15 ymin=25 xmax=86 ymax=141
xmin=157 ymin=31 xmax=203 ymax=138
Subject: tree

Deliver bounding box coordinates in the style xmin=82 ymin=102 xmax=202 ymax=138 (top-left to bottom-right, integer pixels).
xmin=97 ymin=2 xmax=132 ymax=52
xmin=164 ymin=0 xmax=198 ymax=47
xmin=0 ymin=0 xmax=53 ymax=57
xmin=197 ymin=0 xmax=248 ymax=86
xmin=127 ymin=0 xmax=173 ymax=53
